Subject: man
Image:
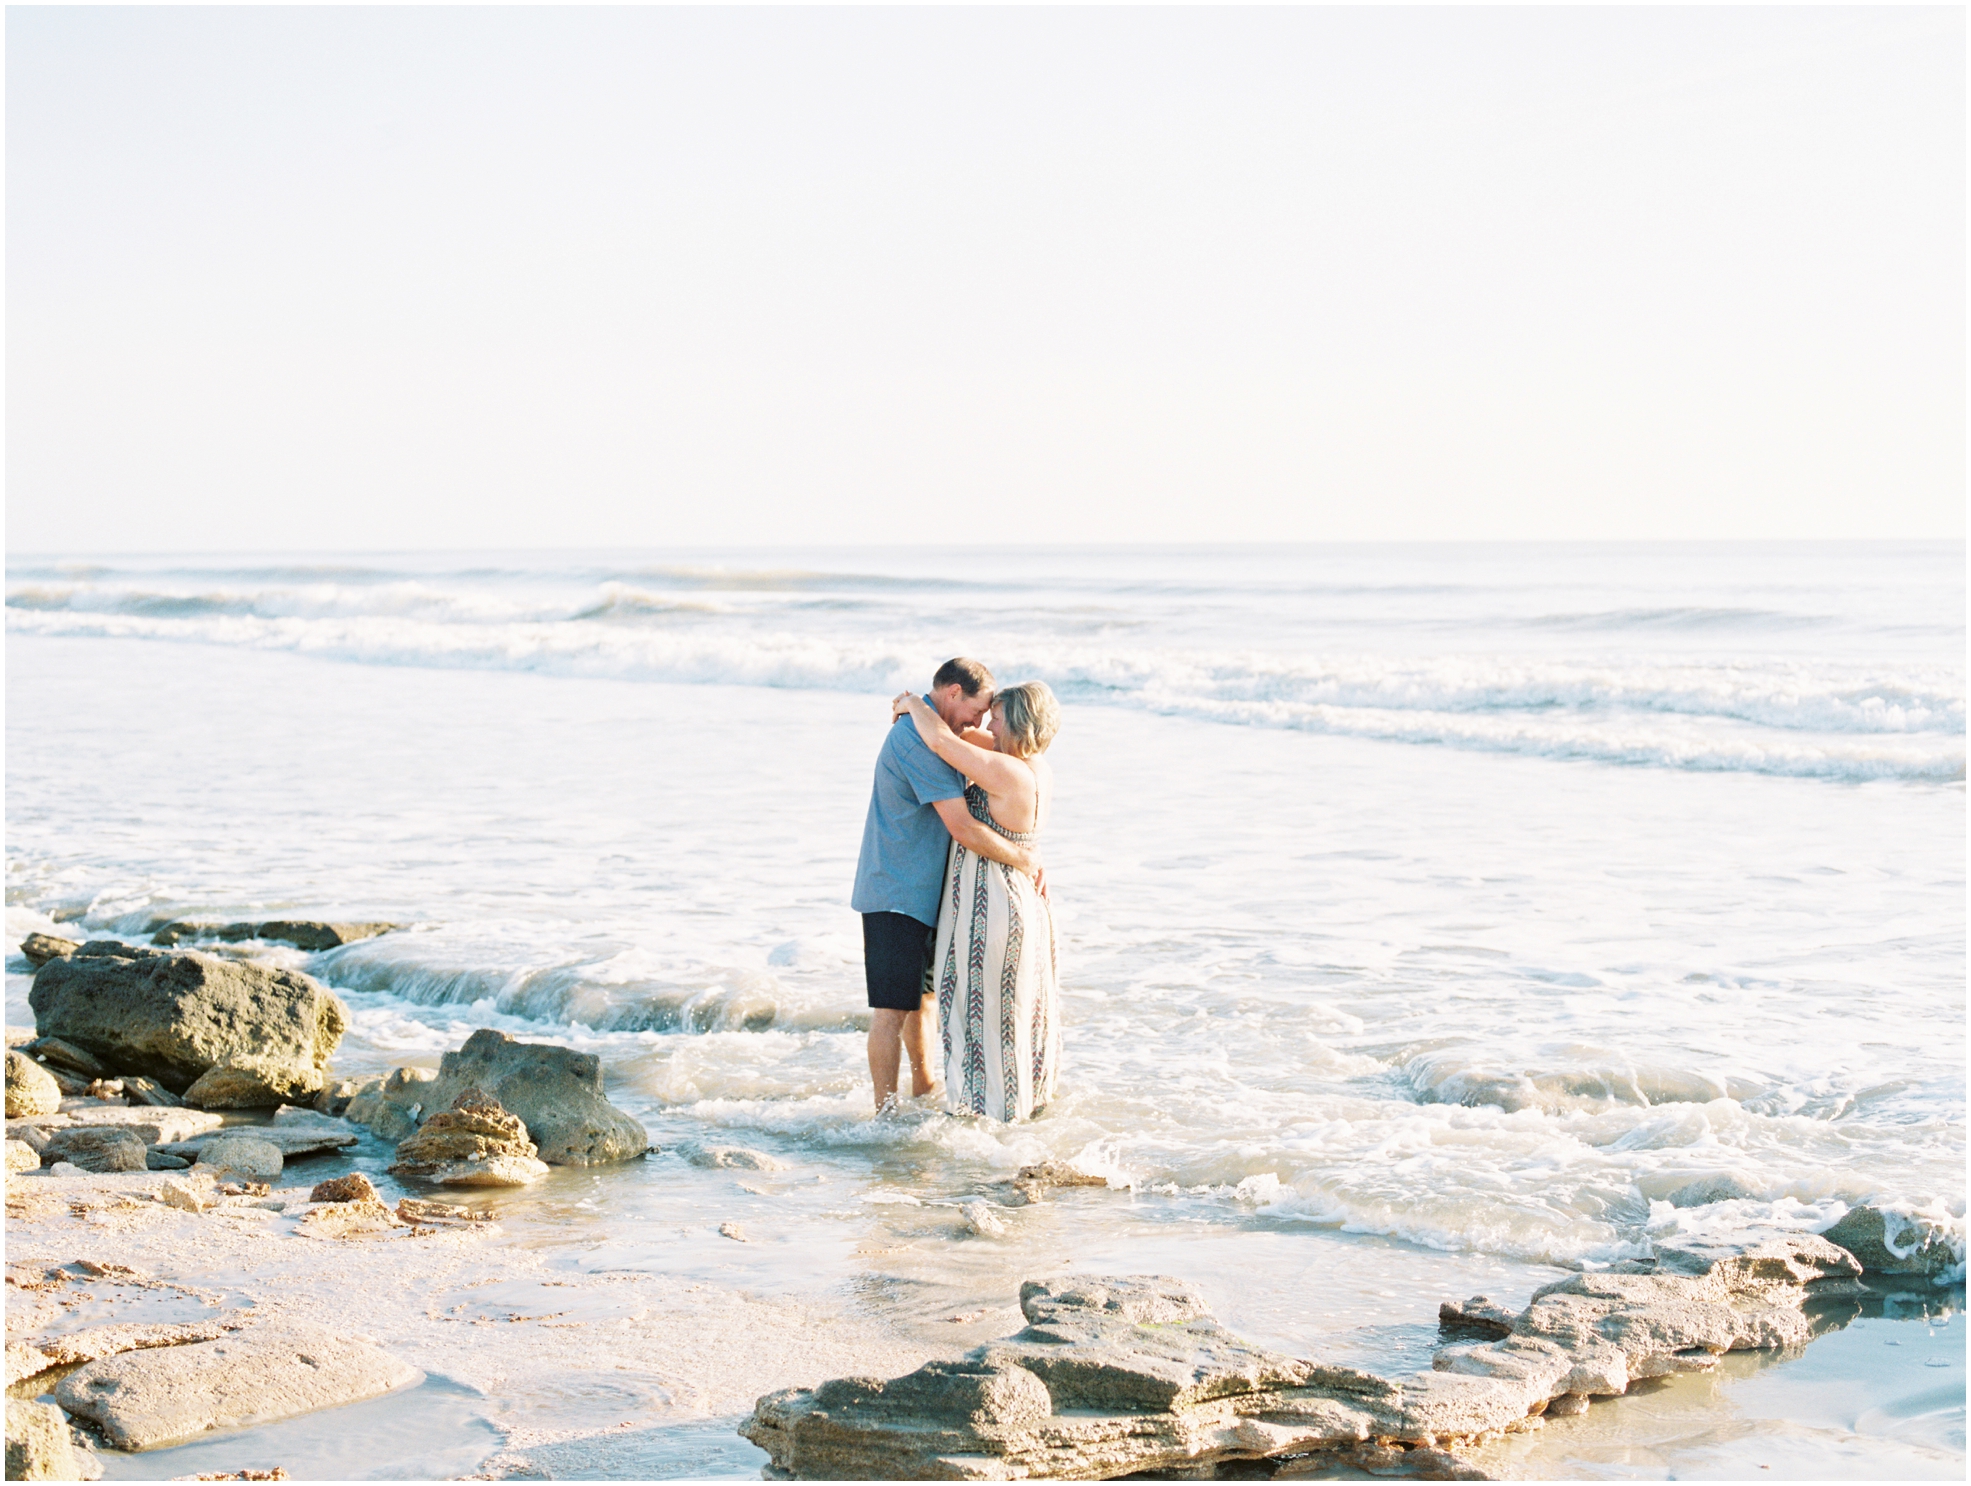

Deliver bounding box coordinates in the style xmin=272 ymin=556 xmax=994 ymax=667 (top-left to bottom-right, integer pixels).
xmin=852 ymin=656 xmax=1041 ymax=1112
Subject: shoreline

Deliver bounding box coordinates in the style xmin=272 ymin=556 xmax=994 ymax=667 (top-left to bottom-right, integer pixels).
xmin=5 ymin=1111 xmax=1963 ymax=1480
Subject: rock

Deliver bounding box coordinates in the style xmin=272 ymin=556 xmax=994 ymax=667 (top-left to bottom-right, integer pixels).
xmin=6 ymin=1398 xmax=100 ymax=1480
xmin=41 ymin=1064 xmax=94 ymax=1096
xmin=1665 ymin=1174 xmax=1760 ymax=1208
xmin=39 ymin=1128 xmax=148 ymax=1174
xmin=1821 ymin=1204 xmax=1964 ymax=1278
xmin=5 ymin=1050 xmax=62 ymax=1118
xmin=1011 ymin=1159 xmax=1110 ymax=1204
xmin=719 ymin=1221 xmax=748 ymax=1242
xmin=18 ymin=1317 xmax=249 ymax=1378
xmin=194 ymin=1136 xmax=283 ymax=1183
xmin=151 ymin=920 xmax=395 ymax=951
xmin=344 ymin=1068 xmax=435 ymax=1140
xmin=7 ymin=1122 xmax=54 ymax=1151
xmin=20 ymin=1036 xmax=105 ymax=1077
xmin=53 ymin=1318 xmax=419 ymax=1451
xmin=87 ymin=1079 xmax=124 ymax=1101
xmin=396 ymin=1197 xmax=492 ymax=1226
xmin=388 ymin=1093 xmax=548 ymax=1187
xmin=743 ymin=1240 xmax=1865 ymax=1481
xmin=155 ymin=1122 xmax=358 ymax=1163
xmin=257 ymin=921 xmax=397 ymax=951
xmin=5 ymin=1139 xmax=39 ymax=1173
xmin=423 ymin=1029 xmax=648 ymax=1166
xmin=183 ymin=1055 xmax=327 ymax=1110
xmin=309 ymin=1172 xmax=381 ymax=1204
xmin=296 ymin=1199 xmax=402 ymax=1240
xmin=685 ymin=1144 xmax=783 ymax=1171
xmin=145 ymin=1150 xmax=190 ymax=1170
xmin=313 ymin=1077 xmax=363 ymax=1117
xmin=121 ymin=1077 xmax=184 ymax=1108
xmin=28 ymin=943 xmax=347 ymax=1093
xmin=4 ymin=1027 xmax=36 ymax=1047
xmin=48 ymin=1161 xmax=86 ymax=1178
xmin=960 ymin=1198 xmax=1009 ymax=1236
xmin=40 ymin=1107 xmax=223 ymax=1145
xmin=18 ymin=933 xmax=80 ymax=968
xmin=159 ymin=1177 xmax=210 ymax=1213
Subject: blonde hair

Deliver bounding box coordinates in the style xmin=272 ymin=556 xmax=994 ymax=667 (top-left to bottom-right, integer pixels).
xmin=995 ymin=681 xmax=1061 ymax=757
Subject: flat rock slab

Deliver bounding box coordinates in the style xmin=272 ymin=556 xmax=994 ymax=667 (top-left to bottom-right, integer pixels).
xmin=51 ymin=1107 xmax=223 ymax=1144
xmin=156 ymin=1124 xmax=358 ymax=1160
xmin=53 ymin=1318 xmax=420 ymax=1451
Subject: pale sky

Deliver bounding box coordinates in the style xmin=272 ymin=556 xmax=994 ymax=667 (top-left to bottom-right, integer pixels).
xmin=7 ymin=6 xmax=1964 ymax=552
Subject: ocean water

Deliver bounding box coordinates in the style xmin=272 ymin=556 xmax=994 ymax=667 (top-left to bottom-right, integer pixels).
xmin=6 ymin=542 xmax=1964 ymax=1475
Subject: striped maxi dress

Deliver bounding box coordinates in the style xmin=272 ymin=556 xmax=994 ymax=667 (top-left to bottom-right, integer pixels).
xmin=932 ymin=783 xmax=1061 ymax=1121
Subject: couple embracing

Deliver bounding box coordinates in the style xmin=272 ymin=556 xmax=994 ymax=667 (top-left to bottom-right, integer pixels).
xmin=852 ymin=657 xmax=1062 ymax=1122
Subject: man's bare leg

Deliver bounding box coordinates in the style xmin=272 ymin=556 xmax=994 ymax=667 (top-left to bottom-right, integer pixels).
xmin=902 ymin=1001 xmax=939 ymax=1098
xmin=868 ymin=1008 xmax=909 ymax=1111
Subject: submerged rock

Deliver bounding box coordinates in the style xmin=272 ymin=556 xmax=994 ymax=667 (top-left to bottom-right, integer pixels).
xmin=1821 ymin=1204 xmax=1964 ymax=1278
xmin=5 ymin=1050 xmax=62 ymax=1118
xmin=742 ymin=1237 xmax=1862 ymax=1481
xmin=684 ymin=1144 xmax=783 ymax=1171
xmin=151 ymin=920 xmax=396 ymax=951
xmin=423 ymin=1029 xmax=647 ymax=1166
xmin=38 ymin=1128 xmax=148 ymax=1174
xmin=5 ymin=1398 xmax=101 ymax=1481
xmin=53 ymin=1318 xmax=419 ymax=1451
xmin=18 ymin=933 xmax=80 ymax=968
xmin=183 ymin=1054 xmax=327 ymax=1110
xmin=388 ymin=1092 xmax=549 ymax=1187
xmin=28 ymin=943 xmax=347 ymax=1093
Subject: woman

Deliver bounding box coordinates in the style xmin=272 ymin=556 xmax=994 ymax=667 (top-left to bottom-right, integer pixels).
xmin=891 ymin=681 xmax=1062 ymax=1122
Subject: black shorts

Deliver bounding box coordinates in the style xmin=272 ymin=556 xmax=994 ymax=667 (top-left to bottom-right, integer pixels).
xmin=862 ymin=911 xmax=935 ymax=1011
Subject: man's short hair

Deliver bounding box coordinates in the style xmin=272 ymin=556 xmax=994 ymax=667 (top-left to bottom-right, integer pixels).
xmin=932 ymin=657 xmax=994 ymax=698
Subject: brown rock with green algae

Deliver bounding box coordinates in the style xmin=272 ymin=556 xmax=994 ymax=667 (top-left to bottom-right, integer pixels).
xmin=742 ymin=1236 xmax=1863 ymax=1481
xmin=28 ymin=943 xmax=347 ymax=1093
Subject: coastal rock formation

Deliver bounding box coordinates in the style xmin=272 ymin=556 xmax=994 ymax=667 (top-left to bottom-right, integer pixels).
xmin=38 ymin=1128 xmax=148 ymax=1174
xmin=5 ymin=1050 xmax=62 ymax=1118
xmin=344 ymin=1067 xmax=437 ymax=1141
xmin=149 ymin=920 xmax=398 ymax=951
xmin=424 ymin=1030 xmax=648 ymax=1166
xmin=28 ymin=943 xmax=348 ymax=1093
xmin=144 ymin=1150 xmax=190 ymax=1170
xmin=1821 ymin=1205 xmax=1963 ymax=1278
xmin=18 ymin=933 xmax=79 ymax=968
xmin=194 ymin=1136 xmax=284 ymax=1183
xmin=388 ymin=1092 xmax=548 ymax=1187
xmin=183 ymin=1054 xmax=327 ymax=1109
xmin=742 ymin=1238 xmax=1862 ymax=1480
xmin=6 ymin=1138 xmax=39 ymax=1173
xmin=5 ymin=1398 xmax=101 ymax=1481
xmin=53 ymin=1318 xmax=419 ymax=1451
